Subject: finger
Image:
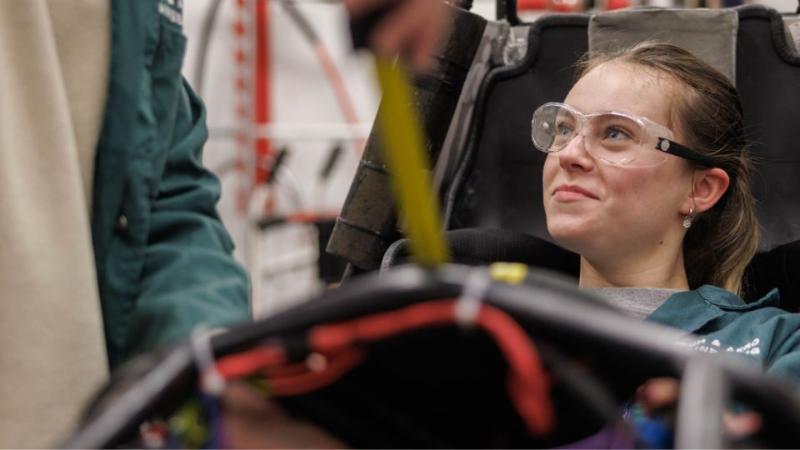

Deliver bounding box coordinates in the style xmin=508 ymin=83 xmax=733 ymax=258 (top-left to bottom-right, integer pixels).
xmin=723 ymin=411 xmax=762 ymax=440
xmin=344 ymin=0 xmax=389 ymax=20
xmin=368 ymin=0 xmax=419 ymax=58
xmin=637 ymin=378 xmax=680 ymax=414
xmin=409 ymin=2 xmax=449 ymax=71
xmin=223 ymin=382 xmax=348 ymax=449
xmin=370 ymin=0 xmax=440 ymax=64
xmin=409 ymin=31 xmax=435 ymax=73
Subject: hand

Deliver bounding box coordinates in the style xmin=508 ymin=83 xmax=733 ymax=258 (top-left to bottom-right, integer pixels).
xmin=344 ymin=0 xmax=451 ymax=72
xmin=637 ymin=377 xmax=762 ymax=440
xmin=223 ymin=381 xmax=347 ymax=448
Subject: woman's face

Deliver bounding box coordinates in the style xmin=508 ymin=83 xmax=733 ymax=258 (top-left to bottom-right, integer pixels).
xmin=542 ymin=62 xmax=694 ymax=262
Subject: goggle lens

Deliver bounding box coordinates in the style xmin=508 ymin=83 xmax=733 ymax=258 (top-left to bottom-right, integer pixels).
xmin=531 ymin=104 xmax=666 ymax=167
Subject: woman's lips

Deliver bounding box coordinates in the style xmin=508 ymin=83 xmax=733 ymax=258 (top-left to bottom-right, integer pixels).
xmin=553 ymin=184 xmax=599 ymax=201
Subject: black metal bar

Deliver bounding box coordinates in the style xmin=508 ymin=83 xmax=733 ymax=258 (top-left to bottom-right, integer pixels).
xmin=63 ymin=265 xmax=800 ymax=449
xmin=496 ymin=0 xmax=520 ymax=25
xmin=675 ymin=359 xmax=727 ymax=449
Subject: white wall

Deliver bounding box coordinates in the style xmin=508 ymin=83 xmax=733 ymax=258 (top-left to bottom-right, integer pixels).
xmin=183 ymin=1 xmax=378 ymax=315
xmin=183 ymin=0 xmax=379 ymax=241
xmin=754 ymin=0 xmax=797 ymax=11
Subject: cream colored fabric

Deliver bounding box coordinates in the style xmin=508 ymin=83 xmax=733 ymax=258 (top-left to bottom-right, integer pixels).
xmin=0 ymin=1 xmax=110 ymax=447
xmin=589 ymin=8 xmax=739 ymax=83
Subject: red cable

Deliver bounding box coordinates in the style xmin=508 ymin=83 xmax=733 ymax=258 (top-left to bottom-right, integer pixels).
xmin=254 ymin=0 xmax=273 ymax=185
xmin=232 ymin=2 xmax=251 ymax=216
xmin=268 ymin=349 xmax=366 ymax=396
xmin=217 ymin=345 xmax=286 ymax=379
xmin=286 ymin=211 xmax=339 ymax=224
xmin=518 ymin=0 xmax=550 ymax=9
xmin=214 ymin=299 xmax=555 ymax=437
xmin=308 ymin=301 xmax=455 ymax=353
xmin=312 ymin=43 xmax=367 ymax=155
xmin=309 ymin=300 xmax=554 ymax=435
xmin=475 ymin=305 xmax=555 ymax=436
xmin=262 ymin=360 xmax=311 ymax=378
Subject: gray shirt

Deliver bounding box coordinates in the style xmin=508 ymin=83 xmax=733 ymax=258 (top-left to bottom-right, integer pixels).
xmin=587 ymin=287 xmax=683 ymax=319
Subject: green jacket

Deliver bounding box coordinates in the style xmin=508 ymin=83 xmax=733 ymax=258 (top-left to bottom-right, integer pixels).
xmin=648 ymin=285 xmax=800 ymax=386
xmin=94 ymin=0 xmax=250 ymax=369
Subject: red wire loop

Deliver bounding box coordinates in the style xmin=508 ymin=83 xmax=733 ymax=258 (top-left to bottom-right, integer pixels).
xmin=309 ymin=302 xmax=455 ymax=353
xmin=214 ymin=299 xmax=556 ymax=437
xmin=217 ymin=345 xmax=287 ymax=379
xmin=269 ymin=349 xmax=366 ymax=396
xmin=474 ymin=304 xmax=555 ymax=436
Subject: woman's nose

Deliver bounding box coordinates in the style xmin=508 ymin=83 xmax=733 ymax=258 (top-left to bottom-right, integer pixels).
xmin=557 ymin=132 xmax=594 ymax=171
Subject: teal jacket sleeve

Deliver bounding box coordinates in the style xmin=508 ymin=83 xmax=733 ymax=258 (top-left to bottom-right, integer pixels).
xmin=763 ymin=314 xmax=800 ymax=387
xmin=124 ymin=80 xmax=251 ymax=358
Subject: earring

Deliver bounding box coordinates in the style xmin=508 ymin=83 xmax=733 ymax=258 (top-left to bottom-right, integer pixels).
xmin=682 ymin=206 xmax=695 ymax=229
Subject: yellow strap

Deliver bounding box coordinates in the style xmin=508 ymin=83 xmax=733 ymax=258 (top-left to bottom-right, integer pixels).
xmin=374 ymin=57 xmax=450 ymax=266
xmin=489 ymin=263 xmax=529 ymax=285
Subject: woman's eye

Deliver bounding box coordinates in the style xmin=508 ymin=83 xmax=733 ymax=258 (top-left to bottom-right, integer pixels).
xmin=556 ymin=122 xmax=574 ymax=136
xmin=604 ymin=126 xmax=632 ymax=141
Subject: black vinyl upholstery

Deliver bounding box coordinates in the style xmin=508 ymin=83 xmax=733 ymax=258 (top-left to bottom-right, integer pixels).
xmin=443 ymin=6 xmax=800 ymax=308
xmin=383 ymin=228 xmax=580 ymax=276
xmin=448 ymin=15 xmax=588 ymax=242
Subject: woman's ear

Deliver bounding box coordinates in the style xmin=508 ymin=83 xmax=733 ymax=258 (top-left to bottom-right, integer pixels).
xmin=688 ymin=168 xmax=730 ymax=214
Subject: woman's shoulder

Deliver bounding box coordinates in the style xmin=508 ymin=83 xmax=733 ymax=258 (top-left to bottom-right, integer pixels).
xmin=693 ymin=285 xmax=782 ymax=312
xmin=652 ymin=286 xmax=800 ymax=374
xmin=649 ymin=285 xmax=792 ymax=335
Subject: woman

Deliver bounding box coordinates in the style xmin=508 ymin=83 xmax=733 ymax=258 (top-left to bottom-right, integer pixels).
xmin=538 ymin=42 xmax=754 ymax=295
xmin=534 ymin=42 xmax=800 ymax=436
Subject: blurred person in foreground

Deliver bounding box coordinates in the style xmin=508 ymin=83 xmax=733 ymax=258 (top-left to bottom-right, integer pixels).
xmin=0 ymin=1 xmax=249 ymax=447
xmin=345 ymin=0 xmax=452 ymax=73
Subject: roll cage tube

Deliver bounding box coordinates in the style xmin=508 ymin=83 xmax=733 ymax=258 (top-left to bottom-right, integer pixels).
xmin=63 ymin=264 xmax=800 ymax=449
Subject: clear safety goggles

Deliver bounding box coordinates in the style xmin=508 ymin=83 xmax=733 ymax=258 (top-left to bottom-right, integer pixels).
xmin=531 ymin=102 xmax=714 ymax=167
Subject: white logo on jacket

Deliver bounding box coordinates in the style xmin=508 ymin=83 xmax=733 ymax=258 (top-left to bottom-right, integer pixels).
xmin=159 ymin=0 xmax=183 ymax=26
xmin=680 ymin=337 xmax=761 ymax=356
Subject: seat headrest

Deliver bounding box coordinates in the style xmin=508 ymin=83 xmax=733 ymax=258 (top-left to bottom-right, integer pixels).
xmin=784 ymin=16 xmax=800 ymax=52
xmin=589 ymin=8 xmax=738 ymax=82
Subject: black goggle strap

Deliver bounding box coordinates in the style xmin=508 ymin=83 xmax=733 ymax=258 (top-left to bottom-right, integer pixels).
xmin=655 ymin=138 xmax=715 ymax=166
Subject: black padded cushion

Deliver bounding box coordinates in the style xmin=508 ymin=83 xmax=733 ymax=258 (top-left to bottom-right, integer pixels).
xmin=447 ymin=6 xmax=800 ymax=304
xmin=737 ymin=7 xmax=800 ymax=251
xmin=385 ymin=228 xmax=580 ymax=278
xmin=745 ymin=241 xmax=800 ymax=311
xmin=385 ymin=229 xmax=800 ymax=311
xmin=447 ymin=228 xmax=580 ymax=276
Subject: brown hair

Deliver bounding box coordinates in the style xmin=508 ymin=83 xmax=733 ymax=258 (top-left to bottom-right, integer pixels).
xmin=577 ymin=42 xmax=759 ymax=295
